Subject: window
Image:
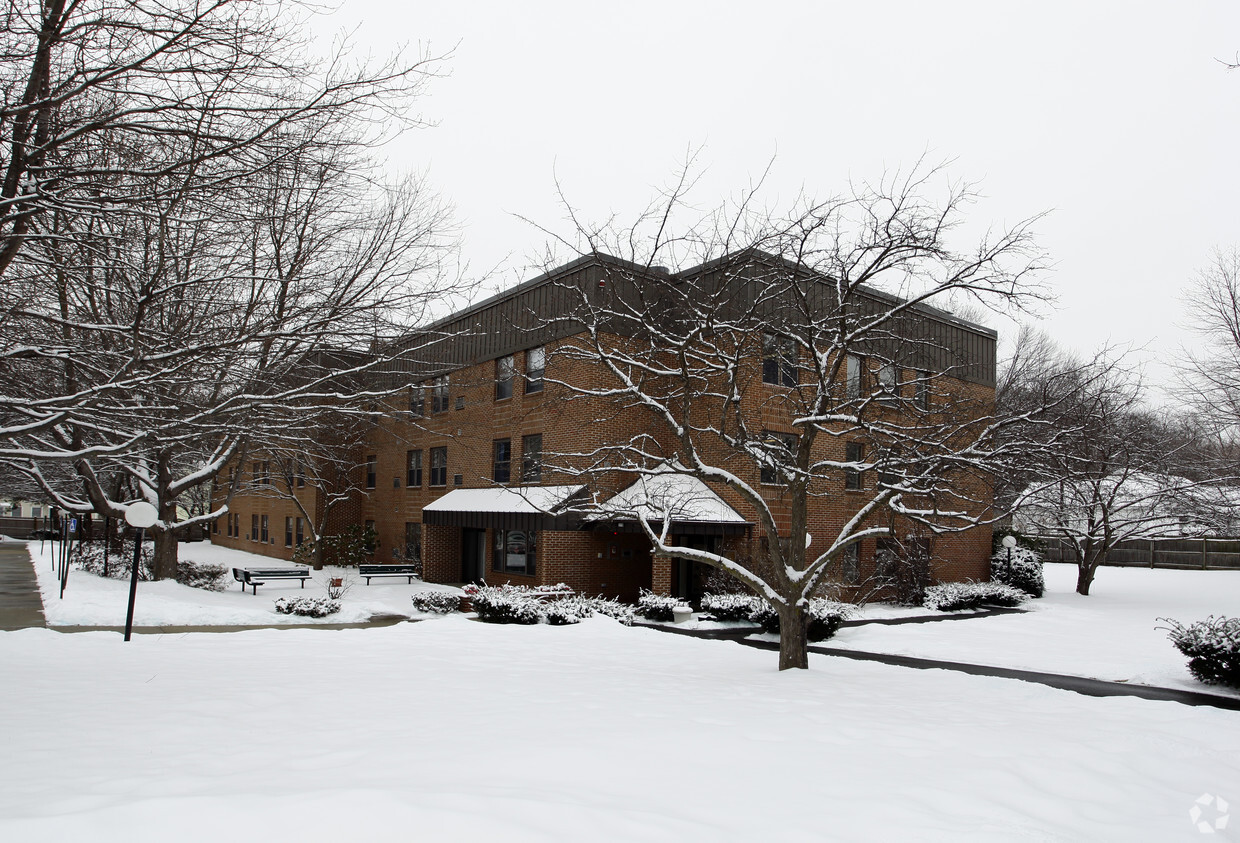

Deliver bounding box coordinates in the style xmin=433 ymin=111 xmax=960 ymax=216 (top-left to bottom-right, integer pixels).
xmin=284 ymin=517 xmax=293 ymax=547
xmin=521 ymin=433 xmax=543 ymax=482
xmin=762 ymin=332 xmax=797 ymax=387
xmin=406 ymin=450 xmax=423 ymax=488
xmin=404 ymin=522 xmax=421 ymax=564
xmin=845 ymin=441 xmax=865 ymax=490
xmin=260 ymin=514 xmax=269 ymax=543
xmin=295 ymin=461 xmax=305 ymax=488
xmin=493 ymin=439 xmax=511 ymax=483
xmin=431 ymin=375 xmax=450 ymax=414
xmin=31 ymin=505 xmax=42 ymax=518
xmin=365 ymin=455 xmax=377 ymax=489
xmin=760 ymin=431 xmax=798 ymax=485
xmin=495 ymin=354 xmax=514 ymax=400
xmin=841 ymin=542 xmax=861 ymax=585
xmin=409 ymin=386 xmax=425 ymax=417
xmin=251 ymin=461 xmax=261 ymax=488
xmin=295 ymin=517 xmax=304 ymax=545
xmin=364 ymin=520 xmax=376 ymax=554
xmin=251 ymin=514 xmax=259 ymax=542
xmin=493 ymin=529 xmax=536 ymax=576
xmin=262 ymin=461 xmax=270 ymax=485
xmin=213 ymin=518 xmax=219 ymax=535
xmin=916 ymin=371 xmax=931 ymax=411
xmin=846 ymin=355 xmax=865 ymax=400
xmin=525 ymin=346 xmax=545 ymax=393
xmin=876 ymin=360 xmax=898 ymax=403
xmin=430 ymin=447 xmax=447 ymax=486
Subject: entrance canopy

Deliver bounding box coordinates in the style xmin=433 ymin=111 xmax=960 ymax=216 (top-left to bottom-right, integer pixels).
xmin=592 ymin=473 xmax=750 ymax=535
xmin=422 ymin=485 xmax=586 ymax=532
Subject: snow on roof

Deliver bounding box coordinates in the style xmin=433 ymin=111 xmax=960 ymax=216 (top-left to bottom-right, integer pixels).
xmin=421 ymin=485 xmax=585 ymax=515
xmin=593 ymin=472 xmax=748 ymax=524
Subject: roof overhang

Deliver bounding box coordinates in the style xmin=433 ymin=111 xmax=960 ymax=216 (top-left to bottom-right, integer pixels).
xmin=589 ymin=473 xmax=751 ymax=535
xmin=421 ymin=485 xmax=586 ymax=532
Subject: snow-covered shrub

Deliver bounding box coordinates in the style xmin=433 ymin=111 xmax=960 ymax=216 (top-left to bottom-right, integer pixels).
xmin=923 ymin=581 xmax=1028 ymax=612
xmin=637 ymin=589 xmax=680 ymax=621
xmin=468 ymin=584 xmax=542 ymax=625
xmin=544 ymin=595 xmax=593 ymax=625
xmin=410 ymin=591 xmax=461 ymax=614
xmin=175 ymin=559 xmax=230 ymax=591
xmin=584 ymin=595 xmax=635 ymax=626
xmin=74 ymin=541 xmax=153 ymax=580
xmin=533 ymin=582 xmax=575 ymax=596
xmin=273 ymin=596 xmax=340 ymax=617
xmin=875 ymin=545 xmax=934 ymax=607
xmin=701 ymin=592 xmax=761 ymax=621
xmin=749 ymin=599 xmax=855 ymax=641
xmin=702 ymin=567 xmax=752 ymax=596
xmin=1161 ymin=616 xmax=1240 ymax=688
xmin=990 ymin=546 xmax=1045 ymax=598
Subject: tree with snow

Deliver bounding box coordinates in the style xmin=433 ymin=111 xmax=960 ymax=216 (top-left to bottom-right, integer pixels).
xmin=536 ymin=164 xmax=1050 ymax=670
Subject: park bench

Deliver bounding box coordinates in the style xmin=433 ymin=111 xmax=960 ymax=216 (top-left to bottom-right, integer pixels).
xmin=232 ymin=566 xmax=312 ymax=595
xmin=358 ymin=563 xmax=422 ymax=585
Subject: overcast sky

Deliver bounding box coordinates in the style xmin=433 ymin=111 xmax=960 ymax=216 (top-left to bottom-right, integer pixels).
xmin=321 ymin=1 xmax=1240 ymax=397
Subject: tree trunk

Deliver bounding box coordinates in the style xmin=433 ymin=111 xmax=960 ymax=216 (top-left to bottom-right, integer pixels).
xmin=152 ymin=528 xmax=179 ymax=581
xmin=777 ymin=602 xmax=810 ymax=671
xmin=1076 ymin=556 xmax=1099 ymax=596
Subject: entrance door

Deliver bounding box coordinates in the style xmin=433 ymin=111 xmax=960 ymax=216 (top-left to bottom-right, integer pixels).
xmin=674 ymin=535 xmax=717 ymax=601
xmin=461 ymin=528 xmax=487 ymax=583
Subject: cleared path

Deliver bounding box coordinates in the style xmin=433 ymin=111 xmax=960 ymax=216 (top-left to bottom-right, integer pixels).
xmin=0 ymin=542 xmax=46 ymax=630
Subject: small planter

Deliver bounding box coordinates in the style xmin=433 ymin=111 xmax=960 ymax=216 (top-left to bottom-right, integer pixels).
xmin=330 ymin=577 xmax=343 ymax=588
xmin=672 ymin=604 xmax=694 ymax=624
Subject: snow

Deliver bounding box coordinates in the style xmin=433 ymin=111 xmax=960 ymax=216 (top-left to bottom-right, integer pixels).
xmin=2 ymin=613 xmax=1238 ymax=841
xmin=593 ymin=471 xmax=747 ymax=523
xmin=421 ymin=484 xmax=584 ymax=514
xmin=828 ymin=563 xmax=1240 ymax=698
xmin=29 ymin=540 xmax=459 ymax=626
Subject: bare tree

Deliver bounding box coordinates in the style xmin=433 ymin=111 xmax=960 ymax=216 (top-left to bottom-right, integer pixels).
xmin=534 ymin=164 xmax=1049 ymax=670
xmin=1012 ymin=342 xmax=1229 ymax=595
xmin=0 ymin=3 xmax=461 ymax=578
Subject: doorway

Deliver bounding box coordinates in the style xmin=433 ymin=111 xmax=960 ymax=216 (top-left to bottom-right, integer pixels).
xmin=461 ymin=528 xmax=487 ymax=583
xmin=674 ymin=534 xmax=717 ymax=602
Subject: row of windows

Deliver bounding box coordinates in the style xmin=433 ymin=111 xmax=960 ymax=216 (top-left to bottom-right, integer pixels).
xmin=410 ymin=346 xmax=545 ymax=416
xmin=365 ymin=435 xmax=544 ymax=490
xmin=761 ymin=334 xmax=932 ymax=409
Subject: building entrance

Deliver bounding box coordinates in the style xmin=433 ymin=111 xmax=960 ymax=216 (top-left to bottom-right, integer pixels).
xmin=461 ymin=528 xmax=487 ymax=583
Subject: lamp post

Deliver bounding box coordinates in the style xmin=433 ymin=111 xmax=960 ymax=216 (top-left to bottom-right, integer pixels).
xmin=123 ymin=502 xmax=158 ymax=642
xmin=1002 ymin=534 xmax=1017 ymax=581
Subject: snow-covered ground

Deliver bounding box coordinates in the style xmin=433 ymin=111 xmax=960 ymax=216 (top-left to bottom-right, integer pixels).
xmin=828 ymin=563 xmax=1240 ymax=697
xmin=2 ymin=614 xmax=1237 ymax=841
xmin=28 ymin=539 xmax=460 ymax=626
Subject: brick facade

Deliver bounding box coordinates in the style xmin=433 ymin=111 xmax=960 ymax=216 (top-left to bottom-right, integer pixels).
xmin=212 ymin=252 xmax=998 ymax=602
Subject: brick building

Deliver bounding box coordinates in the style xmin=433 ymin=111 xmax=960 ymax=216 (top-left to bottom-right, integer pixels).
xmin=213 ymin=251 xmax=998 ymax=602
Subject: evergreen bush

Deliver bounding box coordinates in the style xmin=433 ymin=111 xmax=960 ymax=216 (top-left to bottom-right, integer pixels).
xmin=1161 ymin=616 xmax=1240 ymax=689
xmin=636 ymin=589 xmax=680 ymax=621
xmin=748 ymin=599 xmax=854 ymax=641
xmin=923 ymin=581 xmax=1028 ymax=611
xmin=701 ymin=592 xmax=761 ymax=621
xmin=990 ymin=545 xmax=1045 ymax=598
xmin=273 ymin=596 xmax=340 ymax=617
xmin=410 ymin=591 xmax=461 ymax=615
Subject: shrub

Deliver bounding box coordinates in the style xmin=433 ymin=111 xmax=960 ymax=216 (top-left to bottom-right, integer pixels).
xmin=701 ymin=592 xmax=761 ymax=621
xmin=274 ymin=596 xmax=340 ymax=617
xmin=292 ymin=524 xmax=377 ymax=569
xmin=749 ymin=599 xmax=855 ymax=641
xmin=544 ymin=595 xmax=592 ymax=626
xmin=923 ymin=581 xmax=1028 ymax=612
xmin=875 ymin=545 xmax=934 ymax=607
xmin=1161 ymin=616 xmax=1240 ymax=689
xmin=637 ymin=589 xmax=681 ymax=621
xmin=583 ymin=595 xmax=635 ymax=626
xmin=74 ymin=541 xmax=153 ymax=581
xmin=410 ymin=591 xmax=461 ymax=615
xmin=176 ymin=558 xmax=230 ymax=591
xmin=990 ymin=545 xmax=1045 ymax=598
xmin=468 ymin=584 xmax=541 ymax=625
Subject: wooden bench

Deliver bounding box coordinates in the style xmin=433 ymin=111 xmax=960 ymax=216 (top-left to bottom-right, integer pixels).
xmin=232 ymin=566 xmax=312 ymax=595
xmin=358 ymin=564 xmax=422 ymax=585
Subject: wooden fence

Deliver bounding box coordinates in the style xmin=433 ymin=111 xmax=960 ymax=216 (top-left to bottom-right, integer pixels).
xmin=1038 ymin=537 xmax=1240 ymax=570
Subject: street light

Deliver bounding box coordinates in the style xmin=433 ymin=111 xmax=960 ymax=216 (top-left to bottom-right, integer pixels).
xmin=123 ymin=502 xmax=158 ymax=642
xmin=1002 ymin=534 xmax=1017 ymax=581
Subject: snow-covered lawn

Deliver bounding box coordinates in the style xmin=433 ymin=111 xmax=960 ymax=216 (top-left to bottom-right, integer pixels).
xmin=828 ymin=563 xmax=1240 ymax=697
xmin=28 ymin=539 xmax=459 ymax=626
xmin=2 ymin=615 xmax=1237 ymax=841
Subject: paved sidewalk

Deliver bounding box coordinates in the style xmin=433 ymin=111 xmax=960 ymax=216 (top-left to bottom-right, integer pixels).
xmin=0 ymin=541 xmax=46 ymax=631
xmin=640 ymin=617 xmax=1240 ymax=712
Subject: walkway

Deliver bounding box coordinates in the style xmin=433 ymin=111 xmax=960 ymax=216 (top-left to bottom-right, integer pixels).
xmin=639 ymin=616 xmax=1240 ymax=712
xmin=0 ymin=541 xmax=46 ymax=631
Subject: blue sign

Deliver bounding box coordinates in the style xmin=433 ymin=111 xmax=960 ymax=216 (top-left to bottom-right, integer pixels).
xmin=69 ymin=518 xmax=78 ymax=532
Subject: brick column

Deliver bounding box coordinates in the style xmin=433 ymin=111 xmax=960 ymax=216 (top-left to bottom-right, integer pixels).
xmin=651 ymin=552 xmax=672 ymax=596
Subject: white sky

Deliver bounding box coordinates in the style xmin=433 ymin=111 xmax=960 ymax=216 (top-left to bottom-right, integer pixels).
xmin=319 ymin=1 xmax=1240 ymax=398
